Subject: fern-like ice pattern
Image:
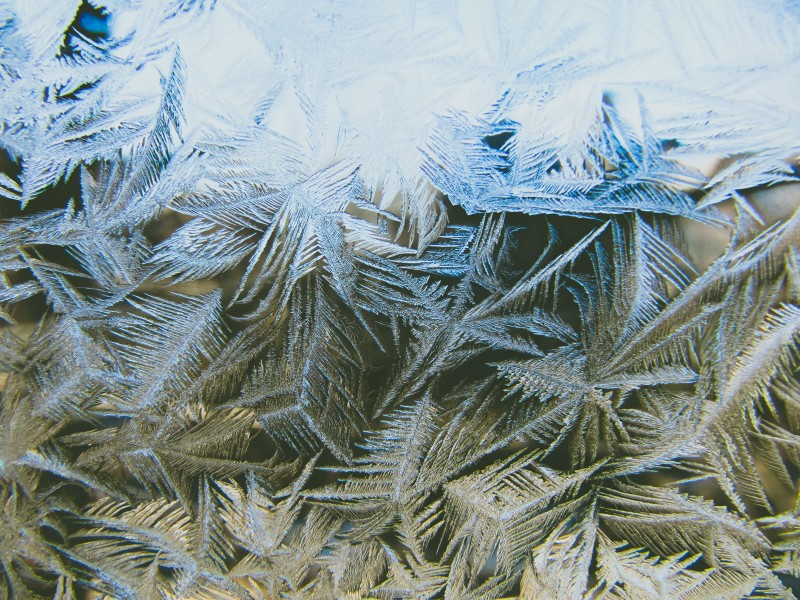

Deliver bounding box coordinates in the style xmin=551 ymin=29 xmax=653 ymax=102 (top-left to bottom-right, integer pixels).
xmin=1 ymin=1 xmax=800 ymax=598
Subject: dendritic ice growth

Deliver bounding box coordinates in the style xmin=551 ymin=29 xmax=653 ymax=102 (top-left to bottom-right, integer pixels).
xmin=1 ymin=1 xmax=800 ymax=598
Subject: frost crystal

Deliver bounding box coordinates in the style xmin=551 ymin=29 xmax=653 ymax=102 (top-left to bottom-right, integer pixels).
xmin=1 ymin=1 xmax=800 ymax=598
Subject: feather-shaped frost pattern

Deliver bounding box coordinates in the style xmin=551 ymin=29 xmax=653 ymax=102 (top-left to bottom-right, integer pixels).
xmin=1 ymin=1 xmax=799 ymax=598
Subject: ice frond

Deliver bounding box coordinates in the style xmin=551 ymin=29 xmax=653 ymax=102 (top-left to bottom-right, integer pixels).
xmin=422 ymin=97 xmax=719 ymax=223
xmin=107 ymin=291 xmax=227 ymax=414
xmin=2 ymin=1 xmax=799 ymax=597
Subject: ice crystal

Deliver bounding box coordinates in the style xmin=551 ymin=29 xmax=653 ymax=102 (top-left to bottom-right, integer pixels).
xmin=1 ymin=1 xmax=800 ymax=598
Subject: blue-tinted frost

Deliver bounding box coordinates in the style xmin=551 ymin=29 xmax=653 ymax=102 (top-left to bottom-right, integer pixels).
xmin=1 ymin=1 xmax=800 ymax=598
